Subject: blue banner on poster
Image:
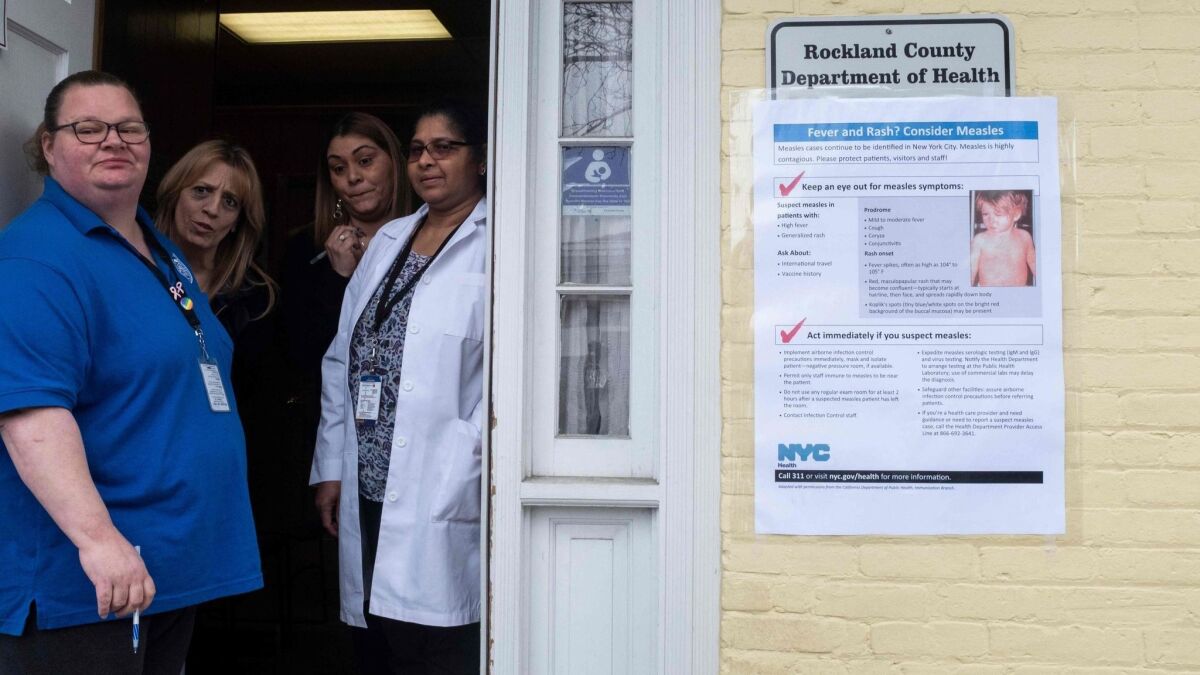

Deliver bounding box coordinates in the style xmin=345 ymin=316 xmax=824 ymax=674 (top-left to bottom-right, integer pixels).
xmin=562 ymin=146 xmax=631 ymax=215
xmin=774 ymin=121 xmax=1039 ymax=142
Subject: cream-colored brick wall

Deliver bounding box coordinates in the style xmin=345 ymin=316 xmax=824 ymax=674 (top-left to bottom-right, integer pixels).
xmin=721 ymin=1 xmax=1200 ymax=671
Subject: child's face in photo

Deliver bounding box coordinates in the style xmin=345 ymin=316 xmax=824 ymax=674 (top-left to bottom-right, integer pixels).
xmin=980 ymin=201 xmax=1017 ymax=233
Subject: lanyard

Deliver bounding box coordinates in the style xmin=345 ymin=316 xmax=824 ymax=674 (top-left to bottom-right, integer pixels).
xmin=371 ymin=217 xmax=465 ymax=333
xmin=117 ymin=223 xmax=210 ymax=356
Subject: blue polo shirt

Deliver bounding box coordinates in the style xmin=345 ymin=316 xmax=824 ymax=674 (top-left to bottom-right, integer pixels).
xmin=0 ymin=177 xmax=262 ymax=634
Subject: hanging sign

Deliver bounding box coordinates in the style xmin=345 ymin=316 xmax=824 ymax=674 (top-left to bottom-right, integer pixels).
xmin=767 ymin=15 xmax=1015 ymax=98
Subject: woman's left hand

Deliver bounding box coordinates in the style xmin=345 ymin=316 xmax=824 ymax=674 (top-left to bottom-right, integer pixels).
xmin=325 ymin=225 xmax=367 ymax=278
xmin=314 ymin=480 xmax=341 ymax=537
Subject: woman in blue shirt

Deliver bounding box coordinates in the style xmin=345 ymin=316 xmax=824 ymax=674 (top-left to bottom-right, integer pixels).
xmin=0 ymin=70 xmax=261 ymax=674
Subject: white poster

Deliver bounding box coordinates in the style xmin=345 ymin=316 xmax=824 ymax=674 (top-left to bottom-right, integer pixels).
xmin=753 ymin=96 xmax=1064 ymax=535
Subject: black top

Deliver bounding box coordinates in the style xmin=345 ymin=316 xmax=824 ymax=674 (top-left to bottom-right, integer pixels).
xmin=212 ymin=275 xmax=276 ymax=395
xmin=281 ymin=227 xmax=350 ymax=409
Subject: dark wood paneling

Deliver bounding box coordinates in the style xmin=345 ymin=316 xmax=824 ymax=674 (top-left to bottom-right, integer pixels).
xmin=99 ymin=0 xmax=218 ymax=204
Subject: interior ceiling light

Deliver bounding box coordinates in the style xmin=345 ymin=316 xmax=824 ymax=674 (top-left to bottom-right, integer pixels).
xmin=219 ymin=10 xmax=451 ymax=45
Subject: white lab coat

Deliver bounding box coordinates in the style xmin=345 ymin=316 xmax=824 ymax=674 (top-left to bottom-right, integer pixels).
xmin=309 ymin=198 xmax=486 ymax=628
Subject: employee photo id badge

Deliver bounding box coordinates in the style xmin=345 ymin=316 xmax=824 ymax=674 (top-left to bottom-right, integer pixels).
xmin=356 ymin=373 xmax=383 ymax=425
xmin=198 ymin=357 xmax=231 ymax=412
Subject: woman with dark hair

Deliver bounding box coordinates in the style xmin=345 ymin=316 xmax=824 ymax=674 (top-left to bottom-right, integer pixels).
xmin=310 ymin=100 xmax=487 ymax=674
xmin=281 ymin=115 xmax=410 ymax=496
xmin=0 ymin=71 xmax=261 ymax=672
xmin=314 ymin=112 xmax=410 ymax=279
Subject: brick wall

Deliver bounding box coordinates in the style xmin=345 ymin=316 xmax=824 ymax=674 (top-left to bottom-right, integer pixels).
xmin=721 ymin=1 xmax=1200 ymax=671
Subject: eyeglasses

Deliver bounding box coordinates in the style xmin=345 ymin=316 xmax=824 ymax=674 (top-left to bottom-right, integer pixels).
xmin=403 ymin=139 xmax=474 ymax=162
xmin=50 ymin=120 xmax=150 ymax=145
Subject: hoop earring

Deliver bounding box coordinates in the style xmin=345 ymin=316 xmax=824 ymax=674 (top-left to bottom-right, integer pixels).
xmin=334 ymin=199 xmax=345 ymax=221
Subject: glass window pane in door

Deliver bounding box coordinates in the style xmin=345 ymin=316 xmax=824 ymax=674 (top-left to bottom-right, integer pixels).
xmin=562 ymin=2 xmax=632 ymax=137
xmin=561 ymin=145 xmax=631 ymax=284
xmin=558 ymin=294 xmax=630 ymax=436
xmin=561 ymin=215 xmax=631 ymax=285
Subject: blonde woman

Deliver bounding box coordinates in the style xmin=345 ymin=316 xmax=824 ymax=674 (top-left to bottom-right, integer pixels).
xmin=155 ymin=139 xmax=283 ymax=670
xmin=156 ymin=139 xmax=276 ymax=339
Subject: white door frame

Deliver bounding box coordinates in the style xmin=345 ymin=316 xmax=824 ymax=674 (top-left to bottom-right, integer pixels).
xmin=486 ymin=0 xmax=721 ymax=671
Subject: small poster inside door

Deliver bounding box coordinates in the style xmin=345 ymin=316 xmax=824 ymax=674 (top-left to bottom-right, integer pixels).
xmin=562 ymin=146 xmax=631 ymax=216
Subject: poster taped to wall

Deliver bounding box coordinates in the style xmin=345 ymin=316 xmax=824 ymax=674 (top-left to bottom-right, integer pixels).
xmin=753 ymin=96 xmax=1064 ymax=535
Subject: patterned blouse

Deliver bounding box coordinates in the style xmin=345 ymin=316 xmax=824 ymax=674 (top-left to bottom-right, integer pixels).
xmin=348 ymin=251 xmax=430 ymax=502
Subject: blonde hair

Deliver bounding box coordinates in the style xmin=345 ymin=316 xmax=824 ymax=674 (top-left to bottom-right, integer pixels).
xmin=156 ymin=140 xmax=277 ymax=315
xmin=975 ymin=190 xmax=1030 ymax=220
xmin=313 ymin=112 xmax=410 ymax=247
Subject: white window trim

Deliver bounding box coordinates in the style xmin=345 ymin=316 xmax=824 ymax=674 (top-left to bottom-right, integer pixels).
xmin=530 ymin=0 xmax=658 ymax=478
xmin=488 ymin=0 xmax=720 ymax=672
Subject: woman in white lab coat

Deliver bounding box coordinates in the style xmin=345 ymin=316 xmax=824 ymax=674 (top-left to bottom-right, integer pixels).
xmin=310 ymin=100 xmax=487 ymax=674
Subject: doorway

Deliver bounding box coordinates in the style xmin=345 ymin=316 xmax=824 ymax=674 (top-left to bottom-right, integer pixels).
xmin=98 ymin=2 xmax=491 ymax=672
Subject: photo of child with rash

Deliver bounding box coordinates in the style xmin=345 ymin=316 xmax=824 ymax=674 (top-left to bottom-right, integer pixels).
xmin=969 ymin=189 xmax=1036 ymax=287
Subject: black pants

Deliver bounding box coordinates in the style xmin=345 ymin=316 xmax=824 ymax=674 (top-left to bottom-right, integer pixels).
xmin=0 ymin=604 xmax=195 ymax=675
xmin=356 ymin=497 xmax=480 ymax=675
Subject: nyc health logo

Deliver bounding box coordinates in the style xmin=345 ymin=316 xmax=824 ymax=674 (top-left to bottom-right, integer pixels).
xmin=777 ymin=442 xmax=831 ymax=467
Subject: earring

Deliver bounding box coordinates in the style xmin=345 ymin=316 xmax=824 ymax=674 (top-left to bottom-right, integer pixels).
xmin=479 ymin=166 xmax=487 ymax=175
xmin=334 ymin=199 xmax=344 ymax=221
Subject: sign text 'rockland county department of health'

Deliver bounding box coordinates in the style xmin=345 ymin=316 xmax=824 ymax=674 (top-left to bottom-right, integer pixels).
xmin=767 ymin=15 xmax=1015 ymax=98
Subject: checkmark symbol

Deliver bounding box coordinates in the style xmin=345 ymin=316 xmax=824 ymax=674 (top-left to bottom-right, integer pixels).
xmin=779 ymin=171 xmax=805 ymax=197
xmin=780 ymin=318 xmax=806 ymax=344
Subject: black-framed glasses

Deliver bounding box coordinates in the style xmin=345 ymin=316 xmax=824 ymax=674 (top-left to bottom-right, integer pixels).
xmin=50 ymin=120 xmax=150 ymax=145
xmin=403 ymin=139 xmax=474 ymax=162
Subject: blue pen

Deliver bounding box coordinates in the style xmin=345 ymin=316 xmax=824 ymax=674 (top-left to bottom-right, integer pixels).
xmin=132 ymin=545 xmax=141 ymax=654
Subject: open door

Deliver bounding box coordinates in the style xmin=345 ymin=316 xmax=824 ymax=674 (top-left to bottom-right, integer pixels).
xmin=0 ymin=0 xmax=96 ymax=225
xmin=488 ymin=0 xmax=721 ymax=672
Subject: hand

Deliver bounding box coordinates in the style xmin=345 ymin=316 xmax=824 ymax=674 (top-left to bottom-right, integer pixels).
xmin=324 ymin=225 xmax=367 ymax=278
xmin=77 ymin=535 xmax=156 ymax=619
xmin=314 ymin=480 xmax=342 ymax=537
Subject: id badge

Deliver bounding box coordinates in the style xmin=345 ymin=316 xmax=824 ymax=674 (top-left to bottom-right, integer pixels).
xmin=356 ymin=373 xmax=384 ymax=425
xmin=198 ymin=356 xmax=231 ymax=412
